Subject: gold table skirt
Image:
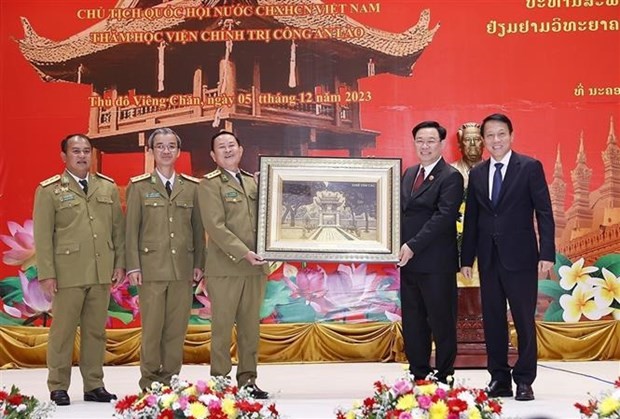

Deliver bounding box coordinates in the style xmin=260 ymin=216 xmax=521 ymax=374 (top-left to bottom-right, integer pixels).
xmin=1 ymin=321 xmax=618 ymax=369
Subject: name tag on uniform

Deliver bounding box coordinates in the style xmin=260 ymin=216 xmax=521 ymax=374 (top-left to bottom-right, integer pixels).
xmin=146 ymin=192 xmax=161 ymax=198
xmin=60 ymin=194 xmax=75 ymax=202
xmin=225 ymin=191 xmax=239 ymax=198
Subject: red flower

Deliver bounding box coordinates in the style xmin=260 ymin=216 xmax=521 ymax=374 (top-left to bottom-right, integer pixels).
xmin=267 ymin=404 xmax=280 ymax=416
xmin=115 ymin=394 xmax=139 ymax=411
xmin=447 ymin=398 xmax=468 ymax=413
xmin=7 ymin=394 xmax=23 ymax=405
xmin=158 ymin=409 xmax=175 ymax=419
xmin=363 ymin=397 xmax=375 ymax=408
xmin=615 ymin=378 xmax=620 ymax=388
xmin=236 ymin=399 xmax=262 ymax=412
xmin=488 ymin=399 xmax=503 ymax=414
xmin=0 ymin=390 xmax=8 ymax=401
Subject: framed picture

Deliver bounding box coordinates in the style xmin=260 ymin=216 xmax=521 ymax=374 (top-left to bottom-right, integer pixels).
xmin=257 ymin=156 xmax=401 ymax=263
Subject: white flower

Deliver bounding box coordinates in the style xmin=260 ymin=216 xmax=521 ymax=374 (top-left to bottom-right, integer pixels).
xmin=559 ymin=258 xmax=598 ymax=291
xmin=589 ymin=268 xmax=620 ymax=307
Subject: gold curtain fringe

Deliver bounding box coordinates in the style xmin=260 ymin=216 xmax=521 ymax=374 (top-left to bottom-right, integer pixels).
xmin=1 ymin=321 xmax=618 ymax=369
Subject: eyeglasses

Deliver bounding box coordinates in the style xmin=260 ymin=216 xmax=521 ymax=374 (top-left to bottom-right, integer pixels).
xmin=414 ymin=139 xmax=441 ymax=147
xmin=153 ymin=144 xmax=178 ymax=151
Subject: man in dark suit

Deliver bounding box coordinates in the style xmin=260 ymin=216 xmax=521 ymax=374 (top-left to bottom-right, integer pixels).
xmin=398 ymin=121 xmax=464 ymax=384
xmin=460 ymin=113 xmax=555 ymax=401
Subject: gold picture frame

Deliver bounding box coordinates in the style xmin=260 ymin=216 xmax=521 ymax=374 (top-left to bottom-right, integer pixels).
xmin=257 ymin=156 xmax=401 ymax=262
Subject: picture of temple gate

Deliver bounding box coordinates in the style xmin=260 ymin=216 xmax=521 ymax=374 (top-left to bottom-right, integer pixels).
xmin=17 ymin=0 xmax=439 ymax=176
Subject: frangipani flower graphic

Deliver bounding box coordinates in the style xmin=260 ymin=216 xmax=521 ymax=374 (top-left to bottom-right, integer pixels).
xmin=559 ymin=286 xmax=611 ymax=322
xmin=558 ymin=257 xmax=598 ymax=291
xmin=589 ymin=268 xmax=620 ymax=308
xmin=0 ymin=220 xmax=36 ymax=270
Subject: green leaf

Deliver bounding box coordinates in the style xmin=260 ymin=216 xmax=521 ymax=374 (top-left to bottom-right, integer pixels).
xmin=275 ymin=299 xmax=317 ymax=323
xmin=542 ymin=300 xmax=565 ymax=322
xmin=107 ymin=298 xmax=131 ymax=314
xmin=593 ymin=254 xmax=620 ymax=276
xmin=107 ymin=310 xmax=133 ymax=324
xmin=23 ymin=266 xmax=38 ymax=279
xmin=0 ymin=311 xmax=25 ymax=326
xmin=553 ymin=253 xmax=572 ymax=278
xmin=188 ymin=316 xmax=211 ymax=325
xmin=0 ymin=276 xmax=23 ymax=297
xmin=259 ymin=280 xmax=292 ymax=319
xmin=538 ymin=279 xmax=568 ymax=300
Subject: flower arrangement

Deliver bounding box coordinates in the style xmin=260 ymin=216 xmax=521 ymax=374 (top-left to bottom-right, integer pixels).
xmin=574 ymin=378 xmax=620 ymax=418
xmin=0 ymin=385 xmax=56 ymax=419
xmin=113 ymin=375 xmax=280 ymax=419
xmin=335 ymin=373 xmax=503 ymax=419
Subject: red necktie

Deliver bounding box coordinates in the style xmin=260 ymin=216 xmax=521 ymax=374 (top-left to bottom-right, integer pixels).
xmin=412 ymin=167 xmax=425 ymax=192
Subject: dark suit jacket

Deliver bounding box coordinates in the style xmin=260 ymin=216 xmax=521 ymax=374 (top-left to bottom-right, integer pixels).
xmin=401 ymin=158 xmax=464 ymax=274
xmin=460 ymin=151 xmax=555 ymax=272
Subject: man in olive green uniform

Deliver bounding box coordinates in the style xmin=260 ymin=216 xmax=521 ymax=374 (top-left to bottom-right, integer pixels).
xmin=197 ymin=130 xmax=269 ymax=399
xmin=125 ymin=127 xmax=205 ymax=390
xmin=34 ymin=134 xmax=125 ymax=406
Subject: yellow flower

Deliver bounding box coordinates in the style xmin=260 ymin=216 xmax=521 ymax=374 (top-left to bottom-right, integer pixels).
xmin=589 ymin=268 xmax=620 ymax=307
xmin=346 ymin=411 xmax=356 ymax=419
xmin=183 ymin=385 xmax=197 ymax=397
xmin=160 ymin=393 xmax=177 ymax=409
xmin=396 ymin=394 xmax=417 ymax=410
xmin=417 ymin=383 xmax=438 ymax=395
xmin=429 ymin=400 xmax=449 ymax=419
xmin=222 ymin=398 xmax=237 ymax=418
xmin=467 ymin=407 xmax=482 ymax=419
xmin=559 ymin=258 xmax=598 ymax=291
xmin=188 ymin=402 xmax=208 ymax=419
xmin=559 ymin=286 xmax=607 ymax=322
xmin=599 ymin=395 xmax=620 ymax=416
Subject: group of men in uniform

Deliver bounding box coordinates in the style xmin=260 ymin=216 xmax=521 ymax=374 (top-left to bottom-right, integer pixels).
xmin=33 ymin=129 xmax=269 ymax=406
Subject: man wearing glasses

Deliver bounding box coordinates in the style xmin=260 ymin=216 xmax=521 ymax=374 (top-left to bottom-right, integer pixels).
xmin=398 ymin=121 xmax=464 ymax=385
xmin=125 ymin=127 xmax=205 ymax=391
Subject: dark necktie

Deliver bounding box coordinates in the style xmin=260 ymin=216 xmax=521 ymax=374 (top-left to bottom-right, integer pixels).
xmin=412 ymin=167 xmax=425 ymax=192
xmin=79 ymin=179 xmax=88 ymax=195
xmin=235 ymin=172 xmax=243 ymax=188
xmin=491 ymin=163 xmax=504 ymax=206
xmin=165 ymin=180 xmax=172 ymax=197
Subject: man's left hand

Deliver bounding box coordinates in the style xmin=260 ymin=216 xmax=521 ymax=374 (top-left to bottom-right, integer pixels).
xmin=538 ymin=260 xmax=554 ymax=276
xmin=397 ymin=244 xmax=414 ymax=267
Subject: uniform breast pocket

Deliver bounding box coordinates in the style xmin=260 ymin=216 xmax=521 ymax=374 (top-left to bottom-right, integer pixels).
xmin=176 ymin=201 xmax=194 ymax=209
xmin=55 ymin=242 xmax=80 ymax=258
xmin=57 ymin=199 xmax=81 ymax=224
xmin=96 ymin=196 xmax=113 ymax=205
xmin=145 ymin=199 xmax=166 ymax=209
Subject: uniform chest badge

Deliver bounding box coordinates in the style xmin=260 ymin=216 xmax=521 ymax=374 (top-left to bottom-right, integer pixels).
xmin=60 ymin=194 xmax=75 ymax=202
xmin=146 ymin=192 xmax=162 ymax=198
xmin=225 ymin=191 xmax=239 ymax=198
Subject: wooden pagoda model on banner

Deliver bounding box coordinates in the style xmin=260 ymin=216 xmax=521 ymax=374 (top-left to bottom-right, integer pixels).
xmin=17 ymin=0 xmax=439 ymax=174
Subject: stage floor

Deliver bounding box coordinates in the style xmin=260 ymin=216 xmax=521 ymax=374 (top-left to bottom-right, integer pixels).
xmin=1 ymin=361 xmax=618 ymax=418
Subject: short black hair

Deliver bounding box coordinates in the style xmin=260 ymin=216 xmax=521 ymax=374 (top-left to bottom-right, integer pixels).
xmin=481 ymin=113 xmax=513 ymax=137
xmin=411 ymin=121 xmax=447 ymax=141
xmin=61 ymin=134 xmax=91 ymax=153
xmin=211 ymin=130 xmax=240 ymax=151
xmin=148 ymin=127 xmax=182 ymax=149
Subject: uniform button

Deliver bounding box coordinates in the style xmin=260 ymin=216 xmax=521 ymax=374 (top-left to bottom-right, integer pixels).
xmin=89 ymin=216 xmax=94 ymax=220
xmin=153 ymin=203 xmax=158 ymax=207
xmin=169 ymin=217 xmax=173 ymax=222
xmin=96 ymin=253 xmax=100 ymax=257
xmin=171 ymin=249 xmax=176 ymax=254
xmin=144 ymin=247 xmax=149 ymax=252
xmin=183 ymin=203 xmax=188 ymax=207
xmin=65 ymin=250 xmax=70 ymax=255
xmin=170 ymin=233 xmax=175 ymax=238
xmin=93 ymin=234 xmax=98 ymax=238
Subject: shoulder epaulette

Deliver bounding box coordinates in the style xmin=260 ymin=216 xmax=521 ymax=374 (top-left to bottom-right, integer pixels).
xmin=95 ymin=172 xmax=115 ymax=183
xmin=240 ymin=169 xmax=253 ymax=177
xmin=130 ymin=173 xmax=151 ymax=183
xmin=40 ymin=174 xmax=60 ymax=187
xmin=205 ymin=169 xmax=221 ymax=179
xmin=180 ymin=173 xmax=200 ymax=183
